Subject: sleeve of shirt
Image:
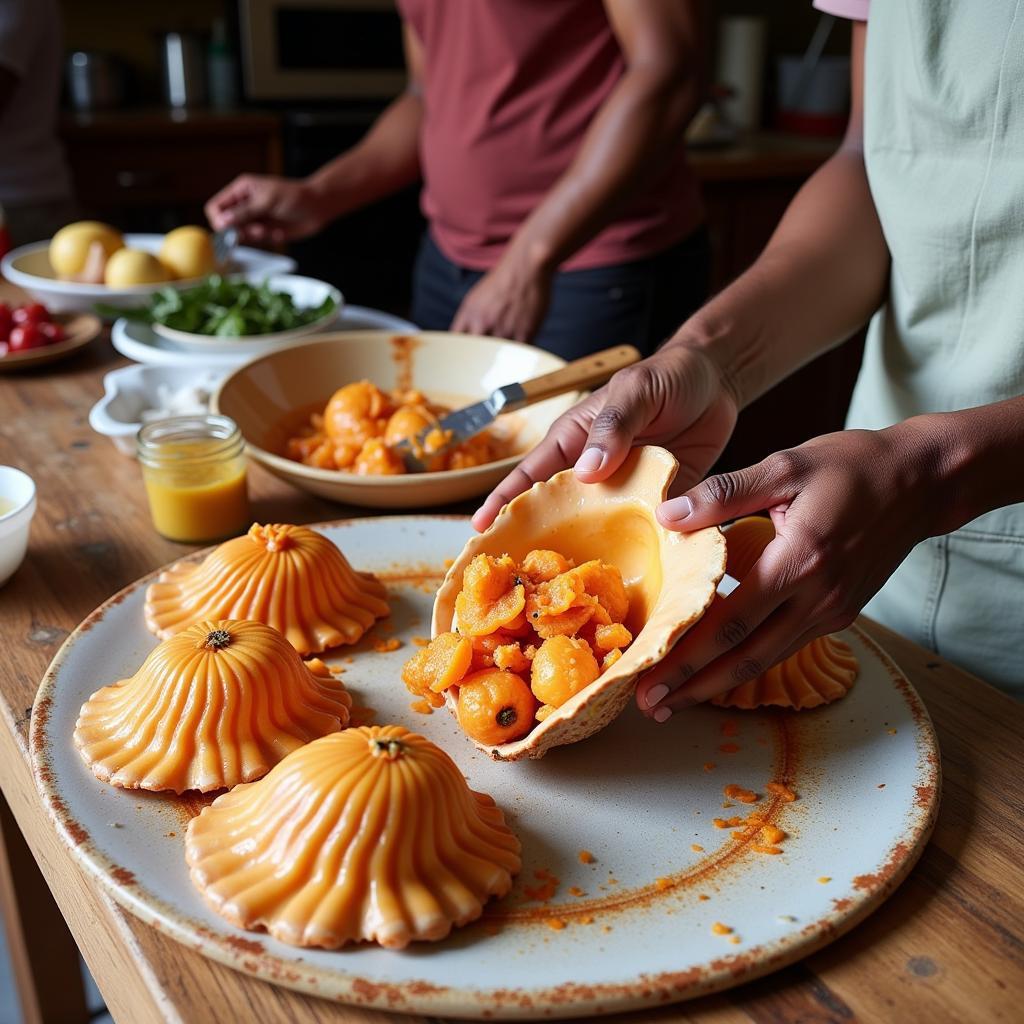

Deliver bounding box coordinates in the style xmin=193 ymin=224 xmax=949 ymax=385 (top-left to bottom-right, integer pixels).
xmin=813 ymin=0 xmax=870 ymax=19
xmin=0 ymin=0 xmax=38 ymax=78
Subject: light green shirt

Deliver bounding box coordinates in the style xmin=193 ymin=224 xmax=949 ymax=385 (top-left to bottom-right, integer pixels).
xmin=848 ymin=0 xmax=1024 ymax=694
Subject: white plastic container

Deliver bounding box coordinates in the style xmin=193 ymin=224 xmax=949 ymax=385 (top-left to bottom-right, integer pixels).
xmin=89 ymin=364 xmax=227 ymax=455
xmin=0 ymin=467 xmax=36 ymax=587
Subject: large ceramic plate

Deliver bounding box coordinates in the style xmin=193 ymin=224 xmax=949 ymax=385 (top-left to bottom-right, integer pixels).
xmin=31 ymin=517 xmax=939 ymax=1020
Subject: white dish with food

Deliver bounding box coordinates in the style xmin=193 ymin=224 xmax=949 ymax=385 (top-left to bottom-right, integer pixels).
xmin=148 ymin=274 xmax=343 ymax=355
xmin=110 ymin=305 xmax=417 ymax=368
xmin=31 ymin=516 xmax=940 ymax=1019
xmin=1 ymin=233 xmax=295 ymax=314
xmin=88 ymin=364 xmax=227 ymax=455
xmin=0 ymin=466 xmax=37 ymax=587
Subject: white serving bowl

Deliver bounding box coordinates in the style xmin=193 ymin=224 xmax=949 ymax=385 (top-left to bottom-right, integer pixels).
xmin=89 ymin=364 xmax=227 ymax=455
xmin=0 ymin=233 xmax=295 ymax=314
xmin=149 ymin=274 xmax=343 ymax=356
xmin=0 ymin=467 xmax=36 ymax=587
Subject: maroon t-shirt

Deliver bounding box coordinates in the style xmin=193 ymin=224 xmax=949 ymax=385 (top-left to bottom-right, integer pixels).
xmin=397 ymin=0 xmax=703 ymax=271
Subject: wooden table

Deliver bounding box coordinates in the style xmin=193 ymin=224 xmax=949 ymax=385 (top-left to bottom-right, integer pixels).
xmin=1 ymin=321 xmax=1022 ymax=1024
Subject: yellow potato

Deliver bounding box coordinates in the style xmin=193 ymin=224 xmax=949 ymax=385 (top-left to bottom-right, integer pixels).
xmin=49 ymin=221 xmax=124 ymax=279
xmin=104 ymin=249 xmax=171 ymax=288
xmin=159 ymin=226 xmax=217 ymax=280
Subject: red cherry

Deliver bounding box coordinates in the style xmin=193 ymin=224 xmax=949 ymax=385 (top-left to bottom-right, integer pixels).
xmin=38 ymin=321 xmax=66 ymax=344
xmin=12 ymin=302 xmax=51 ymax=326
xmin=0 ymin=303 xmax=12 ymax=340
xmin=8 ymin=323 xmax=46 ymax=351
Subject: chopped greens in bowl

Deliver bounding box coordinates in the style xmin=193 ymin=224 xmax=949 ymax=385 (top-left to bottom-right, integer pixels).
xmin=100 ymin=275 xmax=339 ymax=338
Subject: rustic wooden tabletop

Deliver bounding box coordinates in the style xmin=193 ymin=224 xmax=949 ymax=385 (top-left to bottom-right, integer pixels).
xmin=1 ymin=304 xmax=1021 ymax=1024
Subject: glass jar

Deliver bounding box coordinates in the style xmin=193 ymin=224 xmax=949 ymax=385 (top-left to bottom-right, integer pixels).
xmin=137 ymin=415 xmax=250 ymax=543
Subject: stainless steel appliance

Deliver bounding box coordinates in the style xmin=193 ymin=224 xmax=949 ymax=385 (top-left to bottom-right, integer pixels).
xmin=237 ymin=0 xmax=406 ymax=102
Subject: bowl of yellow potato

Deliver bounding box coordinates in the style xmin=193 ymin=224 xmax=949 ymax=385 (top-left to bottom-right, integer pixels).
xmin=0 ymin=222 xmax=295 ymax=314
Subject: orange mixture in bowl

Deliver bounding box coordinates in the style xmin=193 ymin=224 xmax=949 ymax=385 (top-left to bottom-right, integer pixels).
xmin=402 ymin=549 xmax=634 ymax=745
xmin=284 ymin=379 xmax=506 ymax=474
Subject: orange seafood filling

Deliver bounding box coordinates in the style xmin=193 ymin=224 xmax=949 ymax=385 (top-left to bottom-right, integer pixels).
xmin=403 ymin=548 xmax=635 ymax=745
xmin=284 ymin=380 xmax=507 ymax=474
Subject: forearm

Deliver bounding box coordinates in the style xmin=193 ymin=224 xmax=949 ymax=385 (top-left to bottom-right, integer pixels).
xmin=505 ymin=63 xmax=700 ymax=273
xmin=676 ymin=144 xmax=890 ymax=409
xmin=902 ymin=396 xmax=1024 ymax=536
xmin=305 ymin=88 xmax=423 ymax=221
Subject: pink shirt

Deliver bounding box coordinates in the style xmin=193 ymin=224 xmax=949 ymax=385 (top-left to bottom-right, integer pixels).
xmin=397 ymin=0 xmax=702 ymax=271
xmin=813 ymin=0 xmax=870 ymax=19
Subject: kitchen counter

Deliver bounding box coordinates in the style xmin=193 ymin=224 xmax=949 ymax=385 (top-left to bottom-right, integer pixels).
xmin=0 ymin=292 xmax=1021 ymax=1023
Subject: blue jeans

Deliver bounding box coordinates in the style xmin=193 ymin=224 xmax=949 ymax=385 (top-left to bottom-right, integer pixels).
xmin=411 ymin=229 xmax=711 ymax=360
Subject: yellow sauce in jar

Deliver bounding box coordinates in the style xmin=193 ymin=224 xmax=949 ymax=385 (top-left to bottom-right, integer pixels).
xmin=138 ymin=416 xmax=250 ymax=543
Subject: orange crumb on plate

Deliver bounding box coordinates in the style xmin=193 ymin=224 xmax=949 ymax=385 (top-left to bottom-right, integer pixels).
xmin=578 ymin=849 xmax=596 ymax=864
xmin=568 ymin=886 xmax=585 ymax=897
xmin=818 ymin=876 xmax=832 ymax=884
xmin=766 ymin=781 xmax=798 ymax=802
xmin=703 ymin=762 xmax=716 ymax=772
xmin=724 ymin=784 xmax=759 ymax=804
xmin=887 ymin=728 xmax=898 ymax=735
xmin=655 ymin=877 xmax=671 ymax=891
xmin=410 ymin=699 xmax=434 ymax=715
xmin=752 ymin=844 xmax=784 ymax=855
xmin=524 ymin=868 xmax=560 ymax=902
xmin=713 ymin=816 xmax=744 ymax=829
xmin=729 ymin=935 xmax=741 ymax=945
xmin=698 ymin=894 xmax=710 ymax=901
xmin=545 ymin=918 xmax=567 ymax=932
xmin=761 ymin=824 xmax=786 ymax=845
xmin=711 ymin=922 xmax=733 ymax=936
xmin=412 ymin=636 xmax=430 ymax=646
xmin=878 ymin=783 xmax=886 ymax=789
xmin=372 ymin=636 xmax=402 ymax=653
xmin=691 ymin=844 xmax=704 ymax=852
xmin=719 ymin=742 xmax=740 ymax=754
xmin=579 ymin=915 xmax=594 ymax=925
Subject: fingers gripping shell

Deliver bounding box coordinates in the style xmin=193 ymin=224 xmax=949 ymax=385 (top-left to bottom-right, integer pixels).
xmin=185 ymin=725 xmax=521 ymax=949
xmin=74 ymin=620 xmax=352 ymax=793
xmin=144 ymin=523 xmax=390 ymax=655
xmin=433 ymin=447 xmax=726 ymax=760
xmin=713 ymin=516 xmax=860 ymax=710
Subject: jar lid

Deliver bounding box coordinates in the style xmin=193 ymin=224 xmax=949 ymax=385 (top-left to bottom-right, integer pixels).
xmin=137 ymin=414 xmax=242 ymax=466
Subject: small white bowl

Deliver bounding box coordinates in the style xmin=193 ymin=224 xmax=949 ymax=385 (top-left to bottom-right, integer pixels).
xmin=0 ymin=467 xmax=36 ymax=587
xmin=0 ymin=233 xmax=296 ymax=314
xmin=89 ymin=364 xmax=227 ymax=455
xmin=150 ymin=274 xmax=343 ymax=355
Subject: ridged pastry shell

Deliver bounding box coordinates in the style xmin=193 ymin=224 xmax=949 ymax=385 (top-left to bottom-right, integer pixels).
xmin=433 ymin=446 xmax=726 ymax=760
xmin=724 ymin=515 xmax=776 ymax=579
xmin=711 ymin=634 xmax=859 ymax=710
xmin=74 ymin=619 xmax=352 ymax=793
xmin=185 ymin=725 xmax=521 ymax=949
xmin=144 ymin=523 xmax=390 ymax=655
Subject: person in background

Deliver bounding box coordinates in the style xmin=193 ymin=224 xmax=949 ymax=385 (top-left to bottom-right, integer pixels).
xmin=206 ymin=1 xmax=708 ymax=360
xmin=0 ymin=0 xmax=75 ymax=246
xmin=477 ymin=0 xmax=1024 ymax=701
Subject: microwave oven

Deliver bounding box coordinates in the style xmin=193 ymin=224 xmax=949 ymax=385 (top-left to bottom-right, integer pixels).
xmin=238 ymin=0 xmax=407 ymax=101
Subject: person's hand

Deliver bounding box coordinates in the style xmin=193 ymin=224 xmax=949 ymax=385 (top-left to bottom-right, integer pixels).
xmin=205 ymin=174 xmax=327 ymax=245
xmin=451 ymin=252 xmax=553 ymax=343
xmin=473 ymin=339 xmax=739 ymax=530
xmin=634 ymin=420 xmax=949 ymax=720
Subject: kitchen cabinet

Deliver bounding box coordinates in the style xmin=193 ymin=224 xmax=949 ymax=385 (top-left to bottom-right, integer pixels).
xmin=59 ymin=109 xmax=283 ymax=233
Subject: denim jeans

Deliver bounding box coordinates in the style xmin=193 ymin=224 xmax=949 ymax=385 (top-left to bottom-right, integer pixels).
xmin=411 ymin=228 xmax=711 ymax=361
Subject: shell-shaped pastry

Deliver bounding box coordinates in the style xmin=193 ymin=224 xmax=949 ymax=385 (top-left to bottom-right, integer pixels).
xmin=144 ymin=523 xmax=390 ymax=655
xmin=74 ymin=620 xmax=352 ymax=793
xmin=711 ymin=634 xmax=859 ymax=710
xmin=724 ymin=515 xmax=776 ymax=579
xmin=185 ymin=725 xmax=521 ymax=949
xmin=432 ymin=446 xmax=726 ymax=760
